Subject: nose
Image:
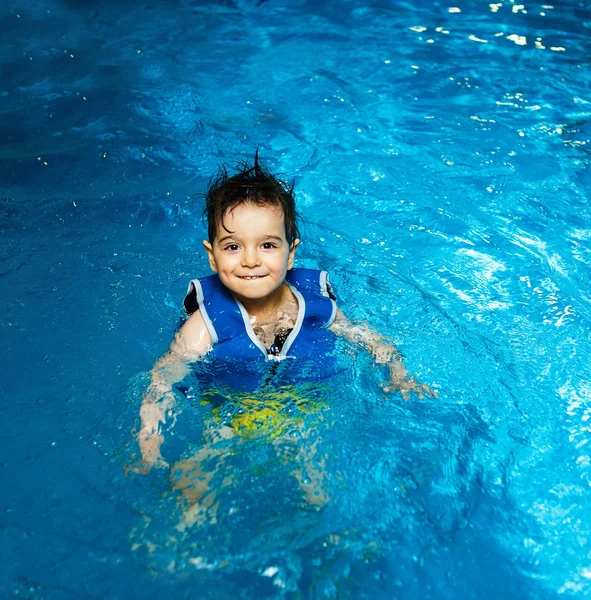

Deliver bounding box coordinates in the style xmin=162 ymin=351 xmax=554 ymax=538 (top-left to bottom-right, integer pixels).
xmin=241 ymin=246 xmax=261 ymax=268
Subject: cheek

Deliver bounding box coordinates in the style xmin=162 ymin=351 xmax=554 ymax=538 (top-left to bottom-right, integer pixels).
xmin=269 ymin=255 xmax=289 ymax=270
xmin=219 ymin=262 xmax=236 ymax=275
xmin=214 ymin=253 xmax=236 ymax=270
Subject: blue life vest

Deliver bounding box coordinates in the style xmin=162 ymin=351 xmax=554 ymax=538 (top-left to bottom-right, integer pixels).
xmin=183 ymin=268 xmax=337 ymax=362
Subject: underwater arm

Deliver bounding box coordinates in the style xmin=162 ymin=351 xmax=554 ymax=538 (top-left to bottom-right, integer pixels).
xmin=328 ymin=308 xmax=437 ymax=400
xmin=136 ymin=310 xmax=212 ymax=470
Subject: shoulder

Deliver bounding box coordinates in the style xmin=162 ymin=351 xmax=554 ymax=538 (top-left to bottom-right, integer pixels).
xmin=184 ymin=275 xmax=224 ymax=315
xmin=286 ymin=268 xmax=336 ymax=299
xmin=327 ymin=307 xmax=348 ymax=333
xmin=287 ymin=268 xmax=337 ymax=330
xmin=171 ymin=309 xmax=213 ymax=360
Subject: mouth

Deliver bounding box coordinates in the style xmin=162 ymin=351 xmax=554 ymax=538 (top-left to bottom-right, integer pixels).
xmin=238 ymin=275 xmax=266 ymax=280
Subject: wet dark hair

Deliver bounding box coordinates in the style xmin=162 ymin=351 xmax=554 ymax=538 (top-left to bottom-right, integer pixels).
xmin=204 ymin=152 xmax=300 ymax=245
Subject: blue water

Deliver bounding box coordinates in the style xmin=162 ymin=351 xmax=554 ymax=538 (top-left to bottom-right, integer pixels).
xmin=2 ymin=0 xmax=590 ymax=597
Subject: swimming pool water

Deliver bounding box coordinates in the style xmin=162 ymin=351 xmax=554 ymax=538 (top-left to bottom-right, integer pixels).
xmin=2 ymin=0 xmax=590 ymax=598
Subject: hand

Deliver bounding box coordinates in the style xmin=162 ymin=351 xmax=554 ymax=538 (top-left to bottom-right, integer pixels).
xmin=383 ymin=363 xmax=439 ymax=400
xmin=126 ymin=454 xmax=169 ymax=475
xmin=126 ymin=430 xmax=169 ymax=475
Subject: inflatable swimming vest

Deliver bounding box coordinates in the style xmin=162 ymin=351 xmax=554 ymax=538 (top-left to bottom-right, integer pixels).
xmin=183 ymin=268 xmax=337 ymax=362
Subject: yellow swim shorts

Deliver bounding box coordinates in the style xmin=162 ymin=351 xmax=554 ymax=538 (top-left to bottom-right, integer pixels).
xmin=200 ymin=383 xmax=327 ymax=441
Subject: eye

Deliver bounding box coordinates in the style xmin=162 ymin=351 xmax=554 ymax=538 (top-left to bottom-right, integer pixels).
xmin=262 ymin=242 xmax=277 ymax=250
xmin=224 ymin=243 xmax=240 ymax=251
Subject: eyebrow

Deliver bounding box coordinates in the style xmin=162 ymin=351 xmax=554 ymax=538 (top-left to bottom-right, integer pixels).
xmin=217 ymin=234 xmax=284 ymax=244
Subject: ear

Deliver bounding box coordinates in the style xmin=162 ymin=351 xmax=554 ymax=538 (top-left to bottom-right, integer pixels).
xmin=202 ymin=240 xmax=218 ymax=273
xmin=287 ymin=239 xmax=300 ymax=270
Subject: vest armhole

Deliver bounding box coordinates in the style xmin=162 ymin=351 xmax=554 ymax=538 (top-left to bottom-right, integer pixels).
xmin=184 ymin=282 xmax=199 ymax=315
xmin=325 ymin=298 xmax=337 ymax=328
xmin=184 ymin=280 xmax=218 ymax=345
xmin=320 ymin=270 xmax=337 ymax=301
xmin=319 ymin=271 xmax=337 ymax=328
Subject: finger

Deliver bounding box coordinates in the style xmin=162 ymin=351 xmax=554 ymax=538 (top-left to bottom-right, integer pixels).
xmin=125 ymin=461 xmax=151 ymax=476
xmin=381 ymin=380 xmax=398 ymax=392
xmin=401 ymin=390 xmax=410 ymax=401
xmin=423 ymin=385 xmax=438 ymax=399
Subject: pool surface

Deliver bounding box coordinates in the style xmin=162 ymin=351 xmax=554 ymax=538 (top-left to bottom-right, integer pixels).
xmin=2 ymin=0 xmax=590 ymax=598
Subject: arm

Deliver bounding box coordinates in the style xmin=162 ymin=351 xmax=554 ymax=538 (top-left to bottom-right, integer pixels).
xmin=328 ymin=308 xmax=437 ymax=400
xmin=136 ymin=310 xmax=213 ymax=471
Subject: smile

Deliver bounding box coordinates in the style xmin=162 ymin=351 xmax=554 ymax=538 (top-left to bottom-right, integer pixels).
xmin=239 ymin=275 xmax=266 ymax=280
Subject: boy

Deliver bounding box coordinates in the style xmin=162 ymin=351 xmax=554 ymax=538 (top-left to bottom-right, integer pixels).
xmin=136 ymin=156 xmax=436 ymax=517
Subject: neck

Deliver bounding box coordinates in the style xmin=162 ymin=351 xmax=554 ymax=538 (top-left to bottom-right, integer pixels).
xmin=236 ymin=284 xmax=286 ymax=320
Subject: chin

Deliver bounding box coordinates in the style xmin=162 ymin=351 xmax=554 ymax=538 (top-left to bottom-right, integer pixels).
xmin=221 ymin=276 xmax=281 ymax=300
xmin=237 ymin=289 xmax=273 ymax=300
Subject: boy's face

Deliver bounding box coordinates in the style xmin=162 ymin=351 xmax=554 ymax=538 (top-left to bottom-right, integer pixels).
xmin=203 ymin=203 xmax=299 ymax=304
